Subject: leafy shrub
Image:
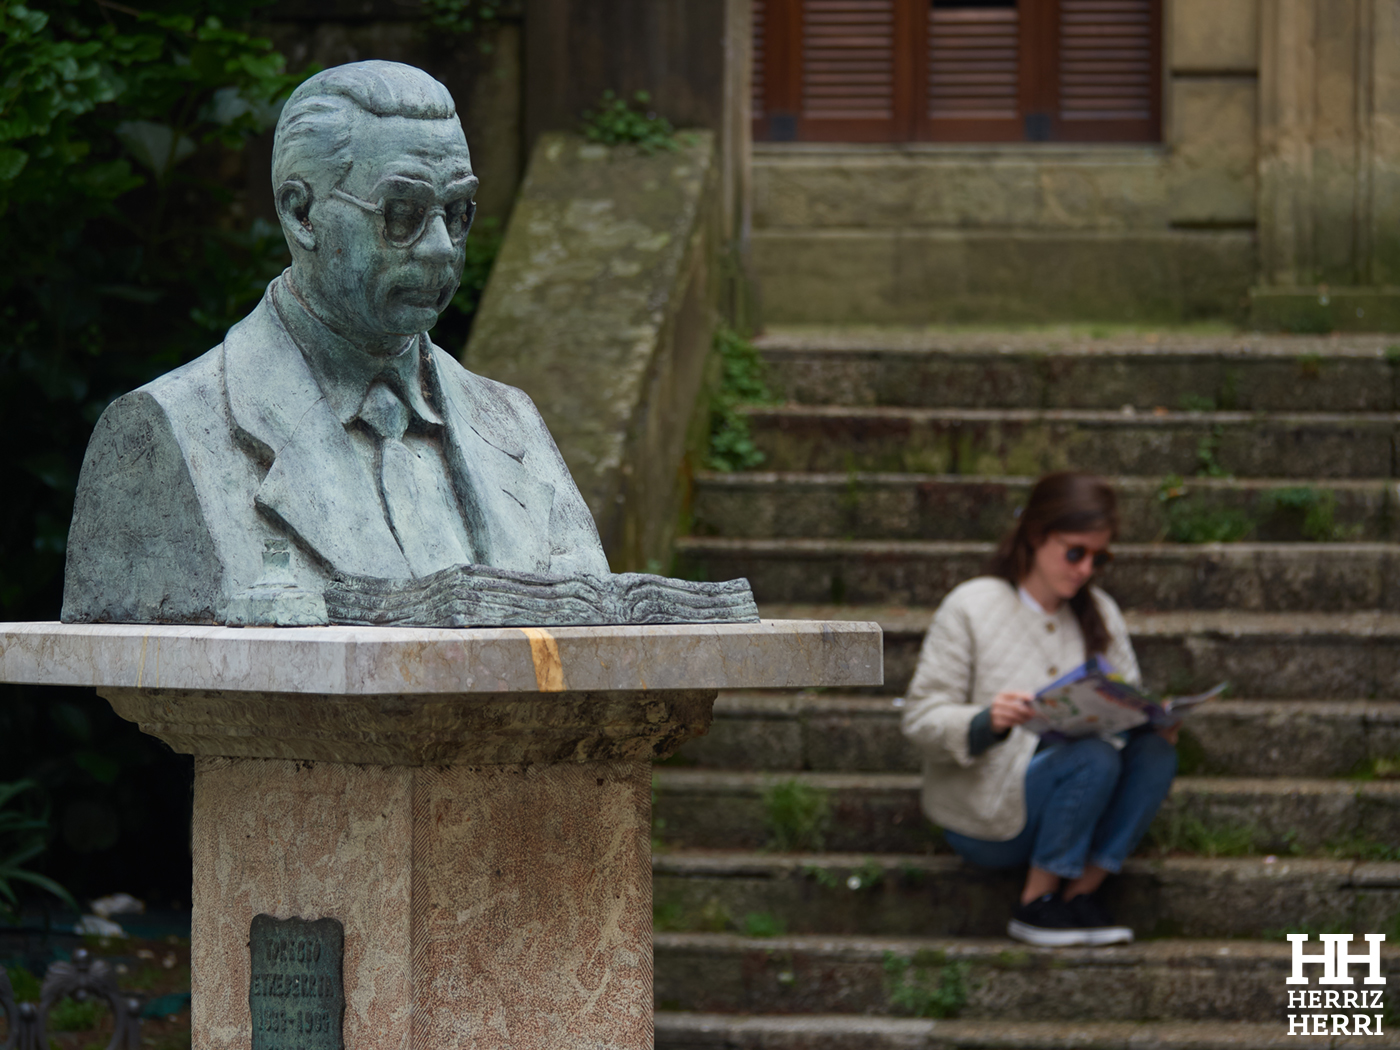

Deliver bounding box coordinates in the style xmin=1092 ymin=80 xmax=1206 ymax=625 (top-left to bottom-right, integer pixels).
xmin=581 ymin=90 xmax=677 ymax=154
xmin=420 ymin=0 xmax=507 ymax=39
xmin=707 ymin=325 xmax=777 ymax=472
xmin=1 ymin=0 xmax=313 ymax=620
xmin=0 ymin=779 xmax=74 ymax=915
xmin=0 ymin=0 xmax=315 ymax=903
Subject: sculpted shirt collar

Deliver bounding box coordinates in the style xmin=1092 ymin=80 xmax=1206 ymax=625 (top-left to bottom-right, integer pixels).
xmin=271 ymin=273 xmax=444 ymax=428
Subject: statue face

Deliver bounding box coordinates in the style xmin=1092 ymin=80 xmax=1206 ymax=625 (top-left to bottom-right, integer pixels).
xmin=299 ymin=115 xmax=475 ymax=347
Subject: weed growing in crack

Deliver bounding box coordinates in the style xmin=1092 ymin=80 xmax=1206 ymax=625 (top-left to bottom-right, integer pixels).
xmin=763 ymin=779 xmax=831 ymax=852
xmin=883 ymin=951 xmax=970 ymax=1018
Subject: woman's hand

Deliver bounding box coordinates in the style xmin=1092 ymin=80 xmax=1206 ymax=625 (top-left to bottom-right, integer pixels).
xmin=1156 ymin=723 xmax=1181 ymax=745
xmin=989 ymin=691 xmax=1035 ymax=733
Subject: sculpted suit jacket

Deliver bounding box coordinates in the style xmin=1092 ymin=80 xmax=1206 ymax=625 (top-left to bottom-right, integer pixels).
xmin=61 ymin=285 xmax=610 ymax=624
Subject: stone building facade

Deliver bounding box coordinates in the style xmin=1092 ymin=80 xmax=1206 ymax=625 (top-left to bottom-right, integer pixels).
xmin=260 ymin=0 xmax=1399 ymax=328
xmin=747 ymin=0 xmax=1400 ymax=327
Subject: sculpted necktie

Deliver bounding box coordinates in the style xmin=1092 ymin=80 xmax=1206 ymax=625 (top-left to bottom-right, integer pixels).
xmin=357 ymin=379 xmax=471 ymax=576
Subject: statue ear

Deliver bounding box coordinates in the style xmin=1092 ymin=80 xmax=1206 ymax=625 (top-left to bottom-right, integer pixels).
xmin=276 ymin=179 xmax=317 ymax=251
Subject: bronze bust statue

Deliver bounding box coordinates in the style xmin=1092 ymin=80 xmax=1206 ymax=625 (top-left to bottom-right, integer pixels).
xmin=62 ymin=61 xmax=755 ymax=628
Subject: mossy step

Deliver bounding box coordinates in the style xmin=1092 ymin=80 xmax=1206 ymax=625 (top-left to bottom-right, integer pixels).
xmin=690 ymin=473 xmax=1396 ymax=544
xmin=679 ymin=539 xmax=1400 ymax=612
xmin=657 ymin=1012 xmax=1400 ymax=1048
xmin=759 ymin=604 xmax=1400 ymax=700
xmin=738 ymin=406 xmax=1396 ymax=479
xmin=676 ymin=694 xmax=1400 ymax=779
xmin=652 ymin=852 xmax=1400 ymax=941
xmin=650 ymin=770 xmax=1400 ymax=857
xmin=652 ymin=932 xmax=1400 ymax=1023
xmin=751 ymin=329 xmax=1399 ymax=413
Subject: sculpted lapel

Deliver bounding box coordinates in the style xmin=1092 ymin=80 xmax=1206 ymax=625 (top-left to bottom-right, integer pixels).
xmin=223 ymin=292 xmax=413 ymax=579
xmin=428 ymin=343 xmax=555 ymax=574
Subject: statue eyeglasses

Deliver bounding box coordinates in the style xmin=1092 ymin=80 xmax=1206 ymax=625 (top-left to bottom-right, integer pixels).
xmin=329 ymin=175 xmax=479 ymax=248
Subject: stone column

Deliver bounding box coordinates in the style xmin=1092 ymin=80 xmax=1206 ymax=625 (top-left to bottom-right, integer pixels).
xmin=1253 ymin=0 xmax=1400 ymax=328
xmin=0 ymin=620 xmax=881 ymax=1050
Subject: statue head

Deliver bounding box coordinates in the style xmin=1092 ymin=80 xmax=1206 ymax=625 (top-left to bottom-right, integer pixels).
xmin=271 ymin=61 xmax=477 ymax=353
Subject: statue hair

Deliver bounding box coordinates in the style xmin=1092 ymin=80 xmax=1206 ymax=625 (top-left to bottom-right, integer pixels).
xmin=986 ymin=472 xmax=1119 ymax=658
xmin=271 ymin=61 xmax=458 ymax=195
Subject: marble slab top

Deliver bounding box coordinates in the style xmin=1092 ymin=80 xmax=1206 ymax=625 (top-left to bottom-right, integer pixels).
xmin=0 ymin=620 xmax=883 ymax=695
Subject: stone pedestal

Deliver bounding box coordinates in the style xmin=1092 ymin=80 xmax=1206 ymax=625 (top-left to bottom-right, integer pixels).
xmin=0 ymin=620 xmax=881 ymax=1050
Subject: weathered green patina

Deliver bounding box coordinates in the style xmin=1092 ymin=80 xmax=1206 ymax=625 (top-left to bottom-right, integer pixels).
xmin=60 ymin=63 xmax=751 ymax=627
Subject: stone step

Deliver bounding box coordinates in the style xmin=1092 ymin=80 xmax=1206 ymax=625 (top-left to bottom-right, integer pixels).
xmin=691 ymin=473 xmax=1397 ymax=544
xmin=752 ymin=329 xmax=1399 ymax=413
xmin=759 ymin=604 xmax=1400 ymax=700
xmin=679 ymin=539 xmax=1400 ymax=613
xmin=651 ymin=932 xmax=1400 ymax=1023
xmin=652 ymin=851 xmax=1400 ymax=941
xmin=677 ymin=694 xmax=1400 ymax=779
xmin=650 ymin=770 xmax=1400 ymax=856
xmin=739 ymin=406 xmax=1397 ymax=480
xmin=656 ymin=1013 xmax=1400 ymax=1049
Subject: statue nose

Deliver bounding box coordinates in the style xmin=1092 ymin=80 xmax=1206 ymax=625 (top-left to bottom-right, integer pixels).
xmin=414 ymin=213 xmax=456 ymax=258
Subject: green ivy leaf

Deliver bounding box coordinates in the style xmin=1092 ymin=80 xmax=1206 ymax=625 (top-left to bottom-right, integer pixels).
xmin=0 ymin=148 xmax=28 ymax=182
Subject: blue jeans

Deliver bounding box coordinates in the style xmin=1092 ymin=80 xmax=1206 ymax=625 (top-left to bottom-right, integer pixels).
xmin=943 ymin=731 xmax=1177 ymax=879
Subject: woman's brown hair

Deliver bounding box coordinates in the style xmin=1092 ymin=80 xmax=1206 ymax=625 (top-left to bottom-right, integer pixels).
xmin=988 ymin=472 xmax=1119 ymax=657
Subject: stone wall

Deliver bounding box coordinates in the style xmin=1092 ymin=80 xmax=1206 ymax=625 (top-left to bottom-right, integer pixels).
xmin=750 ymin=145 xmax=1255 ymax=324
xmin=1252 ymin=0 xmax=1400 ymax=330
xmin=1166 ymin=0 xmax=1259 ymax=228
xmin=523 ymin=0 xmax=751 ymax=255
xmin=464 ymin=132 xmax=721 ymax=572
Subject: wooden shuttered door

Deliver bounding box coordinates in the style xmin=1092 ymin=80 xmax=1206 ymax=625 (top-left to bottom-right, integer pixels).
xmin=923 ymin=4 xmax=1022 ymax=141
xmin=756 ymin=0 xmax=910 ymax=141
xmin=1055 ymin=0 xmax=1158 ymax=140
xmin=753 ymin=0 xmax=1160 ymax=143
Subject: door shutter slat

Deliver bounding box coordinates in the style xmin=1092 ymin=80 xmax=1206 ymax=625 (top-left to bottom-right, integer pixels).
xmin=801 ymin=0 xmax=895 ymax=120
xmin=1059 ymin=0 xmax=1154 ymax=123
xmin=927 ymin=7 xmax=1018 ymax=121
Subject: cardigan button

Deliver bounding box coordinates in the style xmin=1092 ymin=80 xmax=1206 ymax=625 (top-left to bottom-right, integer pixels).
xmin=1048 ymin=666 xmax=1058 ymax=676
xmin=1045 ymin=622 xmax=1056 ymax=633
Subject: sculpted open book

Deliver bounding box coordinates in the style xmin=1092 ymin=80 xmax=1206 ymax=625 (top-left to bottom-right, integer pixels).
xmin=1023 ymin=657 xmax=1226 ymax=738
xmin=324 ymin=563 xmax=761 ymax=628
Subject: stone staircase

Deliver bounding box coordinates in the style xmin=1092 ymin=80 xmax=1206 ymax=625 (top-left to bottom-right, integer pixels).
xmin=653 ymin=328 xmax=1400 ymax=1048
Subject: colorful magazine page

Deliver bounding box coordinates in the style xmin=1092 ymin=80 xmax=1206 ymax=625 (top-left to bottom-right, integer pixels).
xmin=1023 ymin=658 xmax=1151 ymax=737
xmin=1022 ymin=658 xmax=1225 ymax=737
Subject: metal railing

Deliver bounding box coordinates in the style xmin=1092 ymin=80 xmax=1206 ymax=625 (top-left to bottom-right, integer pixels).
xmin=0 ymin=948 xmax=144 ymax=1050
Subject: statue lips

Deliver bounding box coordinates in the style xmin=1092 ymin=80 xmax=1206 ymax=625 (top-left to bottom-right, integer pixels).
xmin=393 ymin=274 xmax=457 ymax=314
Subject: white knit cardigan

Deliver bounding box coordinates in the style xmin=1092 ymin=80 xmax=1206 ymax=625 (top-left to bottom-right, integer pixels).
xmin=900 ymin=576 xmax=1140 ymax=842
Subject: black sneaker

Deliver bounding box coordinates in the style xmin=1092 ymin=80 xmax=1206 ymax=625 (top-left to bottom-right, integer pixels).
xmin=1064 ymin=892 xmax=1134 ymax=946
xmin=1007 ymin=894 xmax=1088 ymax=947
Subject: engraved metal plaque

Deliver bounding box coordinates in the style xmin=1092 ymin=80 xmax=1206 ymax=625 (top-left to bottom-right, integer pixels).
xmin=249 ymin=914 xmax=345 ymax=1050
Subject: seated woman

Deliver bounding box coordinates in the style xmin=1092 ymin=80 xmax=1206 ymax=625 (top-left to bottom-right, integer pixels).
xmin=900 ymin=472 xmax=1177 ymax=947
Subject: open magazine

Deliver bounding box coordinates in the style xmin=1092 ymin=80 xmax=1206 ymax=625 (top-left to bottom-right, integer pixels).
xmin=1022 ymin=657 xmax=1226 ymax=738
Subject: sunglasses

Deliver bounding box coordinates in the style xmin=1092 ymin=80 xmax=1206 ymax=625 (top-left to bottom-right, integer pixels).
xmin=1064 ymin=545 xmax=1114 ymax=569
xmin=330 ymin=174 xmax=479 ymax=248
